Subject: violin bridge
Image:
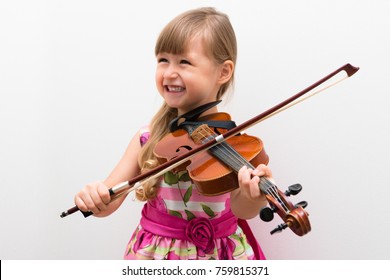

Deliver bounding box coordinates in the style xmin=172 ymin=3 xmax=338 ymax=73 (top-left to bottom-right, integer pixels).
xmin=190 ymin=124 xmax=216 ymax=144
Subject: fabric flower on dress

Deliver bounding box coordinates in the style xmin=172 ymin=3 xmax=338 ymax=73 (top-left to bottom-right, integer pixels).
xmin=185 ymin=217 xmax=215 ymax=253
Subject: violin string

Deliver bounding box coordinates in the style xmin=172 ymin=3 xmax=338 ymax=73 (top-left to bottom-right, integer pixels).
xmin=209 ymin=136 xmax=289 ymax=212
xmin=216 ymin=140 xmax=288 ymax=211
xmin=195 ymin=127 xmax=289 ymax=212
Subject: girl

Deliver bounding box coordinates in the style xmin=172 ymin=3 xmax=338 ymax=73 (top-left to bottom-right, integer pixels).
xmin=75 ymin=7 xmax=274 ymax=260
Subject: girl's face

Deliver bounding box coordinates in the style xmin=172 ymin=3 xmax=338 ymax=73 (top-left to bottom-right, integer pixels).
xmin=155 ymin=36 xmax=228 ymax=116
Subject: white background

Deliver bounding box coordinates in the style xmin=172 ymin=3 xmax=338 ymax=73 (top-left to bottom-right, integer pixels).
xmin=1 ymin=0 xmax=389 ymax=260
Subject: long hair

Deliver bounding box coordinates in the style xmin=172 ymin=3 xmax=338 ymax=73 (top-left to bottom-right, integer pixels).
xmin=136 ymin=7 xmax=237 ymax=201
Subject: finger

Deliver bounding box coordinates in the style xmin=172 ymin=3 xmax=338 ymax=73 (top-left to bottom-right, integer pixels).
xmin=97 ymin=183 xmax=111 ymax=205
xmin=251 ymin=164 xmax=266 ymax=176
xmin=89 ymin=187 xmax=108 ymax=213
xmin=252 ymin=164 xmax=273 ymax=179
xmin=238 ymin=166 xmax=251 ymax=186
xmin=77 ymin=183 xmax=104 ymax=213
xmin=91 ymin=182 xmax=113 ymax=212
xmin=249 ymin=175 xmax=261 ymax=197
xmin=75 ymin=189 xmax=98 ymax=213
xmin=74 ymin=195 xmax=89 ymax=212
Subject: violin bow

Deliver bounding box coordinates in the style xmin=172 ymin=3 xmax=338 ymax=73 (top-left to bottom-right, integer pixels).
xmin=60 ymin=63 xmax=359 ymax=218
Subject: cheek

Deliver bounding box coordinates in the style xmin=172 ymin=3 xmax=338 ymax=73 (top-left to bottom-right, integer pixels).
xmin=155 ymin=70 xmax=164 ymax=93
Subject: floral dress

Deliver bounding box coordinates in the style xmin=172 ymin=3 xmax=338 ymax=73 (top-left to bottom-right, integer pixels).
xmin=123 ymin=127 xmax=265 ymax=260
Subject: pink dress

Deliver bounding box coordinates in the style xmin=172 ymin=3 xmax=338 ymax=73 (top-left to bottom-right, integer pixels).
xmin=123 ymin=127 xmax=265 ymax=260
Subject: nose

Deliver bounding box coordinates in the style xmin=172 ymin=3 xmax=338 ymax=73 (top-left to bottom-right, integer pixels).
xmin=163 ymin=64 xmax=179 ymax=79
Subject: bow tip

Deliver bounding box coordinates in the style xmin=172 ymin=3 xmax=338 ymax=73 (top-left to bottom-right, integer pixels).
xmin=345 ymin=63 xmax=360 ymax=77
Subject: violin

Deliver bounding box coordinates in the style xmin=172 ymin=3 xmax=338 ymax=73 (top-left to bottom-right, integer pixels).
xmin=154 ymin=112 xmax=269 ymax=196
xmin=60 ymin=63 xmax=359 ymax=237
xmin=155 ymin=111 xmax=310 ymax=236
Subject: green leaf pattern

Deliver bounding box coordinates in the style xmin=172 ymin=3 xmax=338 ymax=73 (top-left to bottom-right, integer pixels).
xmin=184 ymin=209 xmax=196 ymax=221
xmin=164 ymin=171 xmax=179 ymax=185
xmin=163 ymin=170 xmax=216 ymax=220
xmin=201 ymin=204 xmax=216 ymax=218
xmin=169 ymin=210 xmax=183 ymax=219
xmin=183 ymin=185 xmax=192 ymax=204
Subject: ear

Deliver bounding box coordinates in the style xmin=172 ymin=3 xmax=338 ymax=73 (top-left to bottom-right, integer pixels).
xmin=218 ymin=60 xmax=234 ymax=85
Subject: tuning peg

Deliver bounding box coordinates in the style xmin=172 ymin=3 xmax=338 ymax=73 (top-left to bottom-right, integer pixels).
xmin=270 ymin=223 xmax=288 ymax=235
xmin=295 ymin=201 xmax=308 ymax=209
xmin=284 ymin=184 xmax=302 ymax=196
xmin=259 ymin=206 xmax=275 ymax=222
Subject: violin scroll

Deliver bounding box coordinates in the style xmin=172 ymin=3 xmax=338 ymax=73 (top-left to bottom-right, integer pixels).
xmin=260 ymin=183 xmax=311 ymax=236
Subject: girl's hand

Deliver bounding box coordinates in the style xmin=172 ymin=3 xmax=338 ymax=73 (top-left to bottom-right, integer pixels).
xmin=74 ymin=181 xmax=111 ymax=215
xmin=237 ymin=164 xmax=274 ymax=201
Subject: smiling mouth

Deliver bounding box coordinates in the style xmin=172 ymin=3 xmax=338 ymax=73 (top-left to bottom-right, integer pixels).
xmin=165 ymin=85 xmax=185 ymax=92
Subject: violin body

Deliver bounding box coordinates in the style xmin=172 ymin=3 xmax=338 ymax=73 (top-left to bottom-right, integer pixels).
xmin=154 ymin=113 xmax=269 ymax=195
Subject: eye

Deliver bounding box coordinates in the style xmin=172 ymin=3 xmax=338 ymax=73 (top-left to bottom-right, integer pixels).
xmin=180 ymin=59 xmax=191 ymax=65
xmin=158 ymin=57 xmax=168 ymax=63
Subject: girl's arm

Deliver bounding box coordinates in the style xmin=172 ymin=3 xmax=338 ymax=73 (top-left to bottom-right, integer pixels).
xmin=74 ymin=131 xmax=142 ymax=217
xmin=230 ymin=164 xmax=272 ymax=220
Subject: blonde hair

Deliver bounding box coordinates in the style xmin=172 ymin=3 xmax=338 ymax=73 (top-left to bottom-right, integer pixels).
xmin=136 ymin=7 xmax=237 ymax=201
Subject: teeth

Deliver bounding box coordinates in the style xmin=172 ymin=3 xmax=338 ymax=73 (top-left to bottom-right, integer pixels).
xmin=167 ymin=86 xmax=185 ymax=92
